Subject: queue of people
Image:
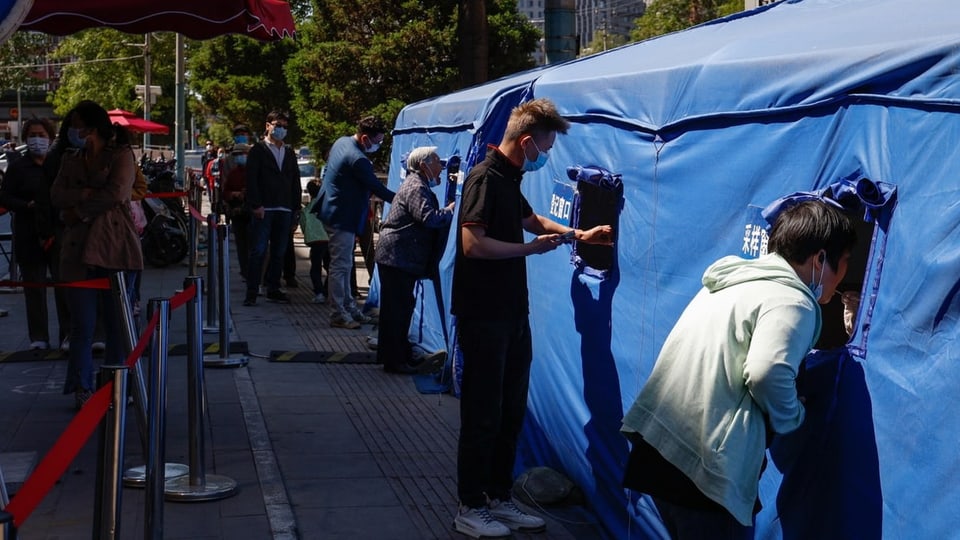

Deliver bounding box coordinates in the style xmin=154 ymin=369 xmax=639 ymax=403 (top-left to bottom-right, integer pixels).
xmin=0 ymin=96 xmax=857 ymax=540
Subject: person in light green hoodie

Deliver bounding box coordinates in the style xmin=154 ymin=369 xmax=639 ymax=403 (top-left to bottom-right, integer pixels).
xmin=621 ymin=200 xmax=856 ymax=539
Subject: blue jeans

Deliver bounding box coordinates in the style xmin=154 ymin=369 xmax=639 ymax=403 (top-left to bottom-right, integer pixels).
xmin=456 ymin=317 xmax=532 ymax=508
xmin=326 ymin=227 xmax=358 ymax=320
xmin=247 ymin=210 xmax=292 ymax=294
xmin=63 ymin=268 xmax=127 ymax=394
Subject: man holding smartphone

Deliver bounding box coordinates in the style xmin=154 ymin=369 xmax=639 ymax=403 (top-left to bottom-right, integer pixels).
xmin=450 ymin=98 xmax=612 ymax=538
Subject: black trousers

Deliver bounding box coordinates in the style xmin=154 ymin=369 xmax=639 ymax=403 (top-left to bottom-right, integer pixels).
xmin=376 ymin=264 xmax=418 ymax=369
xmin=456 ymin=317 xmax=532 ymax=508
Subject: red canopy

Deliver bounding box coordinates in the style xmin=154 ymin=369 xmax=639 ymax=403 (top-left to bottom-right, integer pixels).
xmin=20 ymin=0 xmax=295 ymax=41
xmin=108 ymin=109 xmax=170 ymax=135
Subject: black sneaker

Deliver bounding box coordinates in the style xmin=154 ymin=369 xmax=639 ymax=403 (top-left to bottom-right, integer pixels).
xmin=285 ymin=278 xmax=298 ymax=288
xmin=243 ymin=291 xmax=258 ymax=306
xmin=266 ymin=290 xmax=291 ymax=303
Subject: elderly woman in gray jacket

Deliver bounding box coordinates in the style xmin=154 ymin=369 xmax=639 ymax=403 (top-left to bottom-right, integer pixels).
xmin=51 ymin=100 xmax=143 ymax=409
xmin=374 ymin=146 xmax=454 ymax=374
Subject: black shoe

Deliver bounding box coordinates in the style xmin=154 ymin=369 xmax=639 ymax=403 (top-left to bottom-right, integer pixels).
xmin=266 ymin=290 xmax=291 ymax=303
xmin=383 ymin=363 xmax=419 ymax=375
xmin=243 ymin=291 xmax=257 ymax=306
xmin=285 ymin=278 xmax=298 ymax=288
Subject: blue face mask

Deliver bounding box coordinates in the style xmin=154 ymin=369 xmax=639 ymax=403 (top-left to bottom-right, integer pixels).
xmin=67 ymin=127 xmax=86 ymax=148
xmin=271 ymin=126 xmax=287 ymax=141
xmin=235 ymin=155 xmax=247 ymax=166
xmin=521 ymin=138 xmax=549 ymax=172
xmin=234 ymin=135 xmax=249 ymax=145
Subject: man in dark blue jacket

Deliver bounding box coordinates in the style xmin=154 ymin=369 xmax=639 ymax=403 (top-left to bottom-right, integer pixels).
xmin=243 ymin=110 xmax=301 ymax=306
xmin=317 ymin=116 xmax=395 ymax=328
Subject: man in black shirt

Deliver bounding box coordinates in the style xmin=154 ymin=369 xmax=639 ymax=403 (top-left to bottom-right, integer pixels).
xmin=450 ymin=98 xmax=613 ymax=538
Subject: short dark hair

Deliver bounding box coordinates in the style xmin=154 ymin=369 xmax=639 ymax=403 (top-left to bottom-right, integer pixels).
xmin=504 ymin=98 xmax=570 ymax=142
xmin=356 ymin=116 xmax=386 ymax=137
xmin=266 ymin=110 xmax=289 ymax=124
xmin=769 ymin=200 xmax=856 ymax=270
xmin=22 ymin=117 xmax=55 ymax=140
xmin=233 ymin=124 xmax=250 ymax=134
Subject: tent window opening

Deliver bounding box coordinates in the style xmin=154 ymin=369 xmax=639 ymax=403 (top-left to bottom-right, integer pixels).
xmin=760 ymin=173 xmax=897 ymax=351
xmin=566 ymin=165 xmax=624 ymax=279
xmin=816 ymin=216 xmax=875 ymax=349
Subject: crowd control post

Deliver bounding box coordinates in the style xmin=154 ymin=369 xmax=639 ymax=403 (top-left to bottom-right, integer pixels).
xmin=203 ymin=212 xmax=219 ymax=334
xmin=0 ymin=511 xmax=15 ymax=540
xmin=116 ymin=274 xmax=188 ymax=488
xmin=188 ymin=175 xmax=202 ymax=276
xmin=165 ymin=276 xmax=238 ymax=501
xmin=145 ymin=298 xmax=170 ymax=540
xmin=204 ymin=222 xmax=247 ymax=368
xmin=93 ymin=365 xmax=128 ymax=540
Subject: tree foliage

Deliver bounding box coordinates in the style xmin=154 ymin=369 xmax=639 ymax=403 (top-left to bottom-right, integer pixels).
xmin=0 ymin=31 xmax=59 ymax=91
xmin=631 ymin=0 xmax=743 ymax=42
xmin=285 ymin=0 xmax=539 ymax=165
xmin=49 ymin=30 xmax=177 ymax=126
xmin=187 ymin=35 xmax=298 ymax=146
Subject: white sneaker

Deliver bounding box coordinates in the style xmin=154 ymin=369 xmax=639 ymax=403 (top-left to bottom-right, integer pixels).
xmin=29 ymin=341 xmax=49 ymax=350
xmin=453 ymin=505 xmax=511 ymax=539
xmin=487 ymin=498 xmax=546 ymax=532
xmin=312 ymin=293 xmax=326 ymax=304
xmin=60 ymin=339 xmax=70 ymax=352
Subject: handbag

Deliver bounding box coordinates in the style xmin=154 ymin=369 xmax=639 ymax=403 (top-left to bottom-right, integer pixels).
xmin=300 ymin=198 xmax=329 ymax=245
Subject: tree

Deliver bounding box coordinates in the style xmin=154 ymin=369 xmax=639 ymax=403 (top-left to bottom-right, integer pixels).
xmin=186 ymin=34 xmax=298 ymax=145
xmin=286 ymin=0 xmax=539 ymax=165
xmin=631 ymin=0 xmax=743 ymax=42
xmin=48 ymin=29 xmax=178 ymax=130
xmin=0 ymin=32 xmax=59 ymax=92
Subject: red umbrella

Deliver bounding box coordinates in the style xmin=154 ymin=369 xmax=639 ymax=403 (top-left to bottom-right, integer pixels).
xmin=20 ymin=0 xmax=295 ymax=40
xmin=107 ymin=108 xmax=170 ymax=135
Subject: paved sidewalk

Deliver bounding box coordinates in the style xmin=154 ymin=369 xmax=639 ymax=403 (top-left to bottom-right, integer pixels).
xmin=0 ymin=228 xmax=602 ymax=539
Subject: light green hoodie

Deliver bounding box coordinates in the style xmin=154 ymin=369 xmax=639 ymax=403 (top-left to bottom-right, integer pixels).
xmin=622 ymin=253 xmax=820 ymax=525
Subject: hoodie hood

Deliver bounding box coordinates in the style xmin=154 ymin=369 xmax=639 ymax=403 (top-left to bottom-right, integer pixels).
xmin=702 ymin=253 xmax=816 ymax=302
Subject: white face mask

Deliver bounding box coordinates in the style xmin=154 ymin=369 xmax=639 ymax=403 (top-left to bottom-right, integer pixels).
xmin=26 ymin=136 xmax=50 ymax=156
xmin=810 ymin=253 xmax=826 ymax=301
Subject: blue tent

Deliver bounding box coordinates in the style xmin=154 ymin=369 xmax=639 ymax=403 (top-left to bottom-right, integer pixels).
xmin=383 ymin=0 xmax=960 ymax=537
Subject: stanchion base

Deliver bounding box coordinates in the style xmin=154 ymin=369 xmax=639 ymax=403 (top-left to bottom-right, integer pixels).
xmin=203 ymin=354 xmax=249 ymax=368
xmin=122 ymin=462 xmax=190 ymax=488
xmin=164 ymin=473 xmax=238 ymax=501
xmin=202 ymin=325 xmax=220 ymax=334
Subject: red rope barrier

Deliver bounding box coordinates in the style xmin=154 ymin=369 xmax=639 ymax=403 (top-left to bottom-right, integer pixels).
xmin=0 ymin=277 xmax=111 ymax=290
xmin=187 ymin=203 xmax=205 ymax=222
xmin=143 ymin=191 xmax=189 ymax=198
xmin=4 ymin=284 xmax=197 ymax=527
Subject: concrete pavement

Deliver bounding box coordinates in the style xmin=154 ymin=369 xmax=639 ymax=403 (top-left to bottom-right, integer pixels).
xmin=0 ymin=225 xmax=602 ymax=539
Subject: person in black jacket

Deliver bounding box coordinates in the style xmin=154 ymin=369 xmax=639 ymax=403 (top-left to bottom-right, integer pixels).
xmin=0 ymin=117 xmax=69 ymax=350
xmin=243 ymin=111 xmax=301 ymax=306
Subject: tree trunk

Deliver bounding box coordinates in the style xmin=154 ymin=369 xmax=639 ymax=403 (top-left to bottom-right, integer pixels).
xmin=458 ymin=0 xmax=489 ymax=87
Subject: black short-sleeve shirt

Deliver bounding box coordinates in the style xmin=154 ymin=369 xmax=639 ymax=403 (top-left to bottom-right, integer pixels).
xmin=452 ymin=146 xmax=534 ymax=320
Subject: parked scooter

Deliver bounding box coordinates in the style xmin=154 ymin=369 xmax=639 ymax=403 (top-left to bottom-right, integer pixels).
xmin=141 ymin=191 xmax=188 ymax=267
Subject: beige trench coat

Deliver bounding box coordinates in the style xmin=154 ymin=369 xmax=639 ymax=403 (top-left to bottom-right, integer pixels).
xmin=51 ymin=144 xmax=144 ymax=282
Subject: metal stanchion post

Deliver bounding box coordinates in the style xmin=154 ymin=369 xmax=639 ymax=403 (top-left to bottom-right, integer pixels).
xmin=118 ymin=274 xmax=188 ymax=488
xmin=93 ymin=365 xmax=128 ymax=540
xmin=0 ymin=511 xmax=16 ymax=540
xmin=165 ymin=276 xmax=238 ymax=500
xmin=145 ymin=298 xmax=170 ymax=540
xmin=204 ymin=222 xmax=248 ymax=368
xmin=188 ymin=178 xmax=198 ymax=276
xmin=203 ymin=212 xmax=219 ymax=334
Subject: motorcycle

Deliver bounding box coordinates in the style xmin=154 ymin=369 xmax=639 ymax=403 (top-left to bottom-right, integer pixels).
xmin=140 ymin=191 xmax=188 ymax=267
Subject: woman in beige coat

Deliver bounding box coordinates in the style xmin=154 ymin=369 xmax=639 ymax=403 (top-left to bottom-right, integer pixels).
xmin=51 ymin=100 xmax=143 ymax=409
